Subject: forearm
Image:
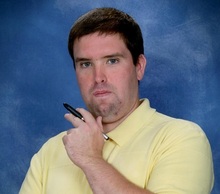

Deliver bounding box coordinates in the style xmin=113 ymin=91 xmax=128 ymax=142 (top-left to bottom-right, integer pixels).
xmin=82 ymin=158 xmax=154 ymax=194
xmin=63 ymin=112 xmax=153 ymax=193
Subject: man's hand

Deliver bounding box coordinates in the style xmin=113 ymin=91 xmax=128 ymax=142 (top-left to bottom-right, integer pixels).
xmin=62 ymin=108 xmax=105 ymax=168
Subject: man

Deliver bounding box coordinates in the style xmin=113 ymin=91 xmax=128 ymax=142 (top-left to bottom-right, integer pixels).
xmin=20 ymin=7 xmax=214 ymax=194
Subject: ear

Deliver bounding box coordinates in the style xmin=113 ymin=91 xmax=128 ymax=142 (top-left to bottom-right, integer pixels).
xmin=136 ymin=54 xmax=147 ymax=81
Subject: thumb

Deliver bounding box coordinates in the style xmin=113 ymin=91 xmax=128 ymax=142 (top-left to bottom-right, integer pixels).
xmin=96 ymin=116 xmax=103 ymax=132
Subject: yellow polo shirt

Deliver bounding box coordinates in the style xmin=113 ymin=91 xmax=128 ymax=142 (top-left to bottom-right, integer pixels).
xmin=19 ymin=99 xmax=214 ymax=194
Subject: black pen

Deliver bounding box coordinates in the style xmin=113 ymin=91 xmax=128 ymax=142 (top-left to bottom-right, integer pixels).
xmin=63 ymin=103 xmax=109 ymax=140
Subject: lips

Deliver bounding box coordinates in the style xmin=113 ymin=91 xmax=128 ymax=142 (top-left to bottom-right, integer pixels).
xmin=93 ymin=90 xmax=111 ymax=97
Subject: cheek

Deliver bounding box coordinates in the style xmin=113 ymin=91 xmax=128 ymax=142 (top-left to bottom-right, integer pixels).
xmin=111 ymin=70 xmax=135 ymax=91
xmin=76 ymin=74 xmax=90 ymax=95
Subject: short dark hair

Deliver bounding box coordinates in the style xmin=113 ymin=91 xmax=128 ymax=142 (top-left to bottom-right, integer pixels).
xmin=68 ymin=7 xmax=144 ymax=66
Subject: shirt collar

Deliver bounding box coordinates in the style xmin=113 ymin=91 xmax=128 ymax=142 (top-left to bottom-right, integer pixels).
xmin=106 ymin=99 xmax=156 ymax=146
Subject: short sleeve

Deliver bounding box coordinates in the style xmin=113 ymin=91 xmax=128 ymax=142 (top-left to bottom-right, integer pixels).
xmin=147 ymin=121 xmax=214 ymax=194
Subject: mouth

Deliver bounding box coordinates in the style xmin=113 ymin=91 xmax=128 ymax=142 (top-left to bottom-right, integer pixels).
xmin=93 ymin=90 xmax=112 ymax=98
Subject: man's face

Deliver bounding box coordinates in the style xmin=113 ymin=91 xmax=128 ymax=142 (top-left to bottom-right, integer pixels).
xmin=73 ymin=32 xmax=146 ymax=127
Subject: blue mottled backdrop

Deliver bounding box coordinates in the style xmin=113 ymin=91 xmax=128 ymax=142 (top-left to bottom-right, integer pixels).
xmin=0 ymin=0 xmax=219 ymax=193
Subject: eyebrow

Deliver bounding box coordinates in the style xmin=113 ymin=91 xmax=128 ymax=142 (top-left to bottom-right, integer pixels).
xmin=103 ymin=53 xmax=125 ymax=59
xmin=75 ymin=57 xmax=90 ymax=63
xmin=75 ymin=53 xmax=125 ymax=63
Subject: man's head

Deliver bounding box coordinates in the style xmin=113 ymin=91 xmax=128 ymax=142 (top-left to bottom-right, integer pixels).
xmin=68 ymin=8 xmax=146 ymax=131
xmin=68 ymin=7 xmax=144 ymax=67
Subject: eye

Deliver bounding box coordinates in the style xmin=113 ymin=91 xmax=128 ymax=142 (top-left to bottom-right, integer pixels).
xmin=80 ymin=62 xmax=92 ymax=68
xmin=107 ymin=58 xmax=119 ymax=65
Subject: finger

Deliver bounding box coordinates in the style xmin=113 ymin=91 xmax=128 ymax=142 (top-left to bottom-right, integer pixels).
xmin=76 ymin=108 xmax=96 ymax=125
xmin=96 ymin=116 xmax=103 ymax=132
xmin=64 ymin=113 xmax=84 ymax=127
xmin=66 ymin=128 xmax=75 ymax=135
xmin=76 ymin=109 xmax=104 ymax=138
xmin=62 ymin=134 xmax=68 ymax=145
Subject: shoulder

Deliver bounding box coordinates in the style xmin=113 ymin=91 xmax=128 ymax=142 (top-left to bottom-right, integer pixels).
xmin=43 ymin=131 xmax=66 ymax=147
xmin=37 ymin=131 xmax=67 ymax=158
xmin=151 ymin=113 xmax=211 ymax=155
xmin=153 ymin=112 xmax=205 ymax=136
xmin=146 ymin=114 xmax=214 ymax=193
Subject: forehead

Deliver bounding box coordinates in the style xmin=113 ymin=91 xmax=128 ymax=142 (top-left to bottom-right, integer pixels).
xmin=75 ymin=32 xmax=124 ymax=44
xmin=73 ymin=32 xmax=128 ymax=57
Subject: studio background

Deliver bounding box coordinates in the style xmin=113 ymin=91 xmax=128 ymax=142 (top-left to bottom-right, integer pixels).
xmin=0 ymin=0 xmax=219 ymax=193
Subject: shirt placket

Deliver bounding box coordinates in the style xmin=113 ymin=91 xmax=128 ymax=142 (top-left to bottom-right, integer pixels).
xmin=103 ymin=139 xmax=117 ymax=161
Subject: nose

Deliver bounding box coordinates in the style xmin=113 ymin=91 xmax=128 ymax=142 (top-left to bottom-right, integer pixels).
xmin=94 ymin=65 xmax=107 ymax=84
